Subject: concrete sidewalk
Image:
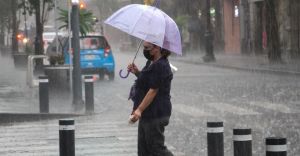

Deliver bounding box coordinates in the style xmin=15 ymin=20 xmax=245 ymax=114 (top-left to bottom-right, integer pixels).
xmin=170 ymin=52 xmax=300 ymax=76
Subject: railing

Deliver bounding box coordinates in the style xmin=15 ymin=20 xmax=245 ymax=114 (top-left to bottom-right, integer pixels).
xmin=26 ymin=55 xmax=48 ymax=87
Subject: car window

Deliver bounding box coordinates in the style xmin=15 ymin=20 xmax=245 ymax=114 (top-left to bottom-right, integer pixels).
xmin=80 ymin=37 xmax=106 ymax=50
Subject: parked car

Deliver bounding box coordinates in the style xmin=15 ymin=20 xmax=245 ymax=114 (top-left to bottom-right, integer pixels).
xmin=46 ymin=34 xmax=115 ymax=80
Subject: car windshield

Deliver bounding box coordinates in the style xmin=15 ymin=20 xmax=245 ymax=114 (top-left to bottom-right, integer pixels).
xmin=80 ymin=37 xmax=106 ymax=50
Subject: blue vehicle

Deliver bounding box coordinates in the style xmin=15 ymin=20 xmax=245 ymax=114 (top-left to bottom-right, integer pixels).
xmin=63 ymin=35 xmax=115 ymax=80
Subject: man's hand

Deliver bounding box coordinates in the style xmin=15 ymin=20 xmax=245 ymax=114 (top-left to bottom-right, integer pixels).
xmin=127 ymin=63 xmax=139 ymax=75
xmin=129 ymin=109 xmax=142 ymax=123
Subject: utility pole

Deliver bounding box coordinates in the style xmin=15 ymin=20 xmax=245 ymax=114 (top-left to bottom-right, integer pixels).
xmin=71 ymin=0 xmax=83 ymax=109
xmin=67 ymin=0 xmax=73 ymax=94
xmin=202 ymin=0 xmax=216 ymax=62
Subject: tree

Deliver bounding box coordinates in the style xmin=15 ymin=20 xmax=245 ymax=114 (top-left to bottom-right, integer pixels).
xmin=265 ymin=0 xmax=282 ymax=63
xmin=11 ymin=0 xmax=18 ymax=53
xmin=213 ymin=0 xmax=224 ymax=52
xmin=240 ymin=0 xmax=251 ymax=54
xmin=288 ymin=0 xmax=300 ymax=59
xmin=171 ymin=0 xmax=204 ymax=51
xmin=0 ymin=0 xmax=11 ymax=46
xmin=253 ymin=1 xmax=264 ymax=55
xmin=57 ymin=8 xmax=95 ymax=36
xmin=26 ymin=0 xmax=54 ymax=56
xmin=91 ymin=0 xmax=119 ymax=34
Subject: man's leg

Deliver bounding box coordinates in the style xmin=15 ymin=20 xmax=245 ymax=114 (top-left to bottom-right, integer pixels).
xmin=144 ymin=117 xmax=173 ymax=156
xmin=138 ymin=120 xmax=149 ymax=156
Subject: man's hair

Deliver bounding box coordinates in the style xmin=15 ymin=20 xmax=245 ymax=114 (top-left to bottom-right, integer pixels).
xmin=161 ymin=48 xmax=171 ymax=58
xmin=152 ymin=44 xmax=171 ymax=58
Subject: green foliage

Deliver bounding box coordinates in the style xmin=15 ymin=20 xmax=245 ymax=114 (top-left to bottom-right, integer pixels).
xmin=57 ymin=8 xmax=95 ymax=36
xmin=175 ymin=15 xmax=189 ymax=30
xmin=25 ymin=44 xmax=34 ymax=54
xmin=0 ymin=0 xmax=11 ymax=30
xmin=57 ymin=9 xmax=68 ymax=29
xmin=49 ymin=54 xmax=64 ymax=65
xmin=26 ymin=0 xmax=54 ymax=16
xmin=79 ymin=9 xmax=95 ymax=36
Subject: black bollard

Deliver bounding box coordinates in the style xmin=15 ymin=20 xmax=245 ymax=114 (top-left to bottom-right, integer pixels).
xmin=207 ymin=122 xmax=224 ymax=156
xmin=39 ymin=76 xmax=49 ymax=113
xmin=84 ymin=76 xmax=94 ymax=113
xmin=233 ymin=129 xmax=252 ymax=156
xmin=59 ymin=119 xmax=75 ymax=156
xmin=266 ymin=137 xmax=287 ymax=156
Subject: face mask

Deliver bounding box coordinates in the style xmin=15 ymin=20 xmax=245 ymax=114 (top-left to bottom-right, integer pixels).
xmin=143 ymin=49 xmax=154 ymax=60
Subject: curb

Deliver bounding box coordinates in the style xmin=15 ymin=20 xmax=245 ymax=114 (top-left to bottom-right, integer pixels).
xmin=174 ymin=59 xmax=300 ymax=76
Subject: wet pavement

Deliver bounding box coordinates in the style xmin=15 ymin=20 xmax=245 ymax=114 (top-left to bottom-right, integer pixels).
xmin=0 ymin=49 xmax=300 ymax=155
xmin=171 ymin=52 xmax=300 ymax=76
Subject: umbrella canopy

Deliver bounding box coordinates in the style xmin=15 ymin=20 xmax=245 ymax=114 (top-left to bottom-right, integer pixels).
xmin=104 ymin=4 xmax=182 ymax=55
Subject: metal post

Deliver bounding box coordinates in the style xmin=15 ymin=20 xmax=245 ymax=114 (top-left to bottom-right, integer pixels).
xmin=207 ymin=122 xmax=224 ymax=156
xmin=68 ymin=0 xmax=73 ymax=93
xmin=71 ymin=0 xmax=83 ymax=108
xmin=39 ymin=76 xmax=49 ymax=113
xmin=84 ymin=76 xmax=94 ymax=113
xmin=59 ymin=119 xmax=75 ymax=156
xmin=203 ymin=0 xmax=216 ymax=62
xmin=266 ymin=137 xmax=287 ymax=156
xmin=233 ymin=129 xmax=252 ymax=156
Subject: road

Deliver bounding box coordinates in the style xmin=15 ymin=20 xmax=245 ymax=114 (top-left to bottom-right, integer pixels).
xmin=0 ymin=50 xmax=299 ymax=155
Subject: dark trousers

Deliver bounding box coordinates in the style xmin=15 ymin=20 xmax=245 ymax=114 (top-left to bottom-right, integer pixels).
xmin=138 ymin=117 xmax=174 ymax=156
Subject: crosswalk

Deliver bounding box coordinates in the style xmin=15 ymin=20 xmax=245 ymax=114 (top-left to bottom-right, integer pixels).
xmin=0 ymin=120 xmax=138 ymax=156
xmin=173 ymin=100 xmax=299 ymax=117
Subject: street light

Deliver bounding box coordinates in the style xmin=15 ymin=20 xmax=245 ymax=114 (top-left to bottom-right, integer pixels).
xmin=202 ymin=0 xmax=216 ymax=62
xmin=71 ymin=0 xmax=84 ymax=109
xmin=72 ymin=0 xmax=79 ymax=4
xmin=79 ymin=2 xmax=86 ymax=9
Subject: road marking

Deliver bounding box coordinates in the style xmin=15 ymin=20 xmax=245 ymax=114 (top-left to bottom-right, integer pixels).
xmin=249 ymin=101 xmax=297 ymax=114
xmin=207 ymin=102 xmax=260 ymax=115
xmin=0 ymin=121 xmax=138 ymax=155
xmin=173 ymin=104 xmax=214 ymax=117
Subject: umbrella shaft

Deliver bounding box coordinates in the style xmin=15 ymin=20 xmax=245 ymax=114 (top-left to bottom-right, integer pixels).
xmin=132 ymin=40 xmax=143 ymax=64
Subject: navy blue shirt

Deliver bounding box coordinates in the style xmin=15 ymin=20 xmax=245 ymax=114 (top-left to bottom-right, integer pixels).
xmin=133 ymin=57 xmax=173 ymax=120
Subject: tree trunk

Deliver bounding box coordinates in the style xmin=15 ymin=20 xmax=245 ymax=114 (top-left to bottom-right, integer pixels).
xmin=35 ymin=0 xmax=43 ymax=55
xmin=213 ymin=0 xmax=224 ymax=52
xmin=265 ymin=0 xmax=282 ymax=63
xmin=0 ymin=18 xmax=5 ymax=46
xmin=240 ymin=0 xmax=251 ymax=55
xmin=199 ymin=3 xmax=207 ymax=51
xmin=253 ymin=1 xmax=263 ymax=55
xmin=289 ymin=0 xmax=300 ymax=59
xmin=34 ymin=0 xmax=44 ymax=67
xmin=11 ymin=0 xmax=18 ymax=53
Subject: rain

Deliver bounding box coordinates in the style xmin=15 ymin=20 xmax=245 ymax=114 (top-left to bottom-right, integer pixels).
xmin=0 ymin=0 xmax=299 ymax=155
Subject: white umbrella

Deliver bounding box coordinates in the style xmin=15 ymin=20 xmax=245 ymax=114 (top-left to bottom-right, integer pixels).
xmin=105 ymin=4 xmax=182 ymax=55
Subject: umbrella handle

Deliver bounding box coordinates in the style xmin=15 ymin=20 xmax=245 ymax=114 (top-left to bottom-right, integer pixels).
xmin=119 ymin=69 xmax=130 ymax=78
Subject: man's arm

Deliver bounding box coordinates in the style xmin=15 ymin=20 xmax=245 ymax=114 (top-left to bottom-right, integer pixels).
xmin=130 ymin=88 xmax=158 ymax=122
